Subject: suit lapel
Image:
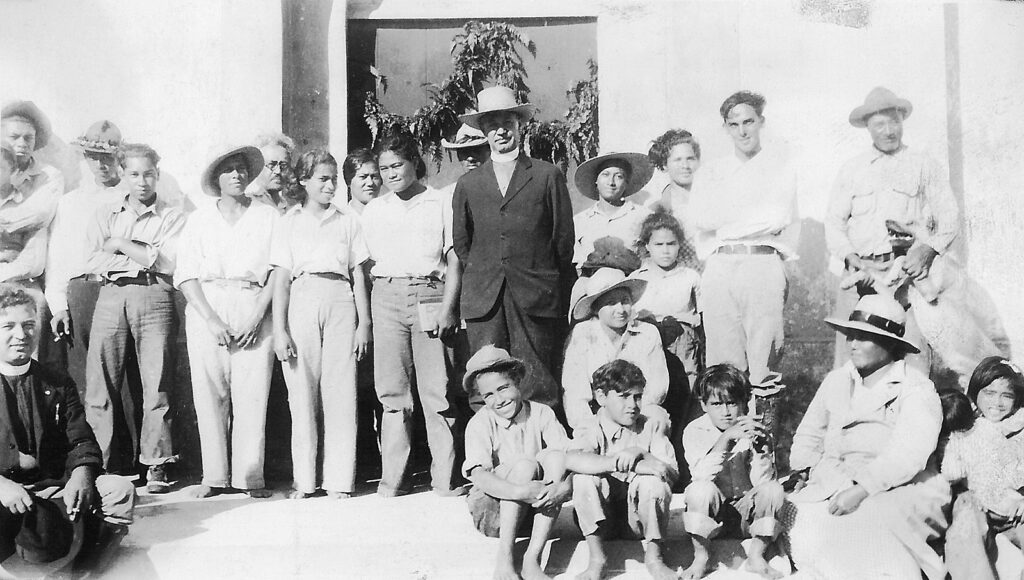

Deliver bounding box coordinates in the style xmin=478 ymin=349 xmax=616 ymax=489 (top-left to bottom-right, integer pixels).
xmin=501 ymin=156 xmax=534 ymax=207
xmin=480 ymin=161 xmax=504 ymax=201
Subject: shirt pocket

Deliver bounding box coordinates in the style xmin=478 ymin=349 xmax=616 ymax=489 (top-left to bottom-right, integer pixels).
xmin=849 ymin=188 xmax=875 ymax=217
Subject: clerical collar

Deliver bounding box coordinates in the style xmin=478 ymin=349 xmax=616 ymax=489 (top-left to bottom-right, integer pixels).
xmin=0 ymin=361 xmax=30 ymax=377
xmin=490 ymin=149 xmax=520 ymax=164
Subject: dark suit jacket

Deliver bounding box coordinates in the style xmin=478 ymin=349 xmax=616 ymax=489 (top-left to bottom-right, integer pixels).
xmin=453 ymin=155 xmax=576 ymax=320
xmin=0 ymin=362 xmax=102 ymax=486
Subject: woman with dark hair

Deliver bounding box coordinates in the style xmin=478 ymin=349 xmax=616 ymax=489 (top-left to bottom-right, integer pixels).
xmin=360 ymin=131 xmax=463 ymax=497
xmin=342 ymin=148 xmax=382 ymax=216
xmin=270 ymin=148 xmax=371 ymax=499
xmin=646 ymin=129 xmax=702 ymax=269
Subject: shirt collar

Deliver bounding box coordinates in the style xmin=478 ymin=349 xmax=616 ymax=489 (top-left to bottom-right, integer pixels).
xmin=597 ymin=408 xmax=642 ymax=441
xmin=10 ymin=158 xmax=42 ymax=193
xmin=635 ymin=259 xmax=684 ymax=278
xmin=869 ymin=143 xmax=909 ymax=163
xmin=844 ymin=359 xmax=904 ymax=388
xmin=584 ymin=201 xmax=637 ymax=220
xmin=490 ymin=149 xmax=520 ymax=164
xmin=0 ymin=361 xmax=31 ymax=377
xmin=289 ymin=202 xmax=341 ymax=222
xmin=117 ymin=194 xmax=163 ymax=217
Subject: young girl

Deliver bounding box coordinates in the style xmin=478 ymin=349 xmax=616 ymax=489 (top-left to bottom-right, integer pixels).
xmin=360 ymin=131 xmax=462 ymax=497
xmin=270 ymin=149 xmax=371 ymax=499
xmin=343 ymin=148 xmax=381 ymax=217
xmin=944 ymin=357 xmax=1024 ymax=580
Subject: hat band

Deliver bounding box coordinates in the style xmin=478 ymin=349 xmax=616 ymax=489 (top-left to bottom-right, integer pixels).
xmin=849 ymin=310 xmax=904 ymax=337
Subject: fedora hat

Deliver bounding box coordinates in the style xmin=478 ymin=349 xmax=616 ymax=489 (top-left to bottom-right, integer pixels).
xmin=459 ymin=87 xmax=534 ymax=130
xmin=15 ymin=496 xmax=86 ymax=566
xmin=463 ymin=345 xmax=527 ymax=392
xmin=73 ymin=120 xmax=122 ymax=154
xmin=571 ymin=267 xmax=647 ymax=322
xmin=441 ymin=123 xmax=488 ymax=149
xmin=201 ymin=145 xmax=264 ymax=196
xmin=1 ymin=101 xmax=52 ymax=150
xmin=849 ymin=87 xmax=913 ymax=128
xmin=574 ymin=152 xmax=654 ymax=201
xmin=824 ymin=294 xmax=920 ymax=353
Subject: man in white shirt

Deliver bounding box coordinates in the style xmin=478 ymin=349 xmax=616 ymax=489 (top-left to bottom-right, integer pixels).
xmin=688 ymin=91 xmax=799 ymax=386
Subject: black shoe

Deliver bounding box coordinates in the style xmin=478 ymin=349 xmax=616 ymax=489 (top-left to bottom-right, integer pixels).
xmin=146 ymin=465 xmax=171 ymax=494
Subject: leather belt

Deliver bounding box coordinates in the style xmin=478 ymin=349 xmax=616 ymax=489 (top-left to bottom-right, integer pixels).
xmin=859 ymin=252 xmax=896 ymax=263
xmin=297 ymin=272 xmax=348 ymax=282
xmin=201 ymin=278 xmax=263 ymax=289
xmin=104 ymin=272 xmax=172 ymax=287
xmin=715 ymin=244 xmax=779 ymax=256
xmin=71 ymin=274 xmax=104 ymax=283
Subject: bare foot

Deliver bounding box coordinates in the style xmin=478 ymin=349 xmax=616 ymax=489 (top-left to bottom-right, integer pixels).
xmin=744 ymin=555 xmax=784 ymax=580
xmin=680 ymin=539 xmax=710 ymax=580
xmin=288 ymin=490 xmax=314 ymax=499
xmin=493 ymin=558 xmax=520 ymax=580
xmin=247 ymin=488 xmax=273 ymax=499
xmin=644 ymin=541 xmax=679 ymax=580
xmin=189 ymin=485 xmax=220 ymax=499
xmin=521 ymin=559 xmax=552 ymax=580
xmin=327 ymin=491 xmax=352 ymax=499
xmin=575 ymin=558 xmax=606 ymax=580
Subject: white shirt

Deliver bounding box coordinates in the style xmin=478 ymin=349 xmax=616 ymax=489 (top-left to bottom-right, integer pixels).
xmin=0 ymin=160 xmax=62 ymax=285
xmin=628 ymin=260 xmax=701 ymax=327
xmin=174 ymin=201 xmax=280 ymax=287
xmin=572 ymin=200 xmax=652 ymax=266
xmin=360 ymin=186 xmax=453 ymax=279
xmin=269 ymin=204 xmax=369 ymax=278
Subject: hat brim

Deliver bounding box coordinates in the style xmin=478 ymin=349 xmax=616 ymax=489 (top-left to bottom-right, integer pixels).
xmin=201 ymin=146 xmax=265 ymax=197
xmin=571 ymin=278 xmax=647 ymax=322
xmin=441 ymin=137 xmax=489 ymax=150
xmin=574 ymin=152 xmax=655 ymax=200
xmin=824 ymin=317 xmax=920 ymax=353
xmin=459 ymin=105 xmax=535 ymax=131
xmin=462 ymin=358 xmax=527 ymax=391
xmin=849 ymin=99 xmax=913 ymax=128
xmin=74 ymin=140 xmax=120 ymax=154
xmin=2 ymin=101 xmax=52 ymax=150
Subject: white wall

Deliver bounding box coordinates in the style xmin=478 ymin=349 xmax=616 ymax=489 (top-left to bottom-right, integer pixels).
xmin=1 ymin=0 xmax=282 ymax=203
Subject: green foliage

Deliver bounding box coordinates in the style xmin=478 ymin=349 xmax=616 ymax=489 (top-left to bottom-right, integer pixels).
xmin=363 ymin=20 xmax=598 ymax=171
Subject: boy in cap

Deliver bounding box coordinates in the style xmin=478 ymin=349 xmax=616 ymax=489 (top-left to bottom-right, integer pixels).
xmin=566 ymin=359 xmax=679 ymax=580
xmin=83 ymin=143 xmax=185 ymax=490
xmin=462 ymin=345 xmax=572 ymax=580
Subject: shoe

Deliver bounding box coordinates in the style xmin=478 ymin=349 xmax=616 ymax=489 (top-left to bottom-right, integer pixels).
xmin=146 ymin=465 xmax=171 ymax=494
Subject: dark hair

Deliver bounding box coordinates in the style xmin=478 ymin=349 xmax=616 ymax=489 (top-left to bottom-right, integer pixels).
xmin=695 ymin=364 xmax=751 ymax=407
xmin=118 ymin=143 xmax=160 ymax=169
xmin=465 ymin=362 xmax=527 ymax=396
xmin=939 ymin=389 xmax=976 ymax=436
xmin=595 ymin=158 xmax=633 ymax=181
xmin=591 ymin=360 xmax=646 ymax=395
xmin=0 ymin=284 xmax=37 ymax=315
xmin=635 ymin=207 xmax=687 ymax=261
xmin=291 ymin=149 xmax=337 ymax=205
xmin=967 ymin=356 xmax=1024 ymax=410
xmin=720 ymin=91 xmax=766 ymax=121
xmin=375 ymin=131 xmax=427 ymax=181
xmin=342 ymin=148 xmax=377 ymax=186
xmin=648 ymin=129 xmax=701 ymax=170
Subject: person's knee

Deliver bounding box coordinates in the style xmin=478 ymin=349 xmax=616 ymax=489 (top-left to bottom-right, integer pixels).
xmin=507 ymin=459 xmax=541 ymax=483
xmin=684 ymin=480 xmax=721 ymax=514
xmin=752 ymin=480 xmax=786 ymax=512
xmin=634 ymin=474 xmax=672 ymax=500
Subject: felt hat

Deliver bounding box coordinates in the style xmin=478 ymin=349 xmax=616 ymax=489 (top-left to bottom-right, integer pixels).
xmin=201 ymin=145 xmax=264 ymax=196
xmin=824 ymin=294 xmax=920 ymax=353
xmin=463 ymin=345 xmax=527 ymax=392
xmin=849 ymin=87 xmax=913 ymax=128
xmin=15 ymin=496 xmax=86 ymax=565
xmin=459 ymin=87 xmax=534 ymax=130
xmin=441 ymin=124 xmax=488 ymax=149
xmin=580 ymin=237 xmax=642 ymax=275
xmin=1 ymin=101 xmax=52 ymax=150
xmin=73 ymin=120 xmax=123 ymax=154
xmin=574 ymin=152 xmax=654 ymax=200
xmin=571 ymin=267 xmax=647 ymax=322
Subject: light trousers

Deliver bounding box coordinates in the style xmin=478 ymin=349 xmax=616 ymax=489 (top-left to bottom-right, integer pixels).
xmin=282 ymin=277 xmax=358 ymax=494
xmin=185 ymin=283 xmax=274 ymax=490
xmin=572 ymin=473 xmax=671 ymax=541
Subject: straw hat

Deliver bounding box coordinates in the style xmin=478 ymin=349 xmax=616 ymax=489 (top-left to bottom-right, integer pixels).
xmin=200 ymin=145 xmax=264 ymax=196
xmin=463 ymin=345 xmax=527 ymax=392
xmin=571 ymin=267 xmax=647 ymax=322
xmin=574 ymin=152 xmax=654 ymax=200
xmin=459 ymin=87 xmax=534 ymax=130
xmin=824 ymin=294 xmax=920 ymax=353
xmin=73 ymin=120 xmax=122 ymax=154
xmin=441 ymin=123 xmax=488 ymax=149
xmin=849 ymin=87 xmax=913 ymax=128
xmin=1 ymin=101 xmax=52 ymax=150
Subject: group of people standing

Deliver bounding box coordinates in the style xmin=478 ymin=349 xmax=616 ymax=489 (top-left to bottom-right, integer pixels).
xmin=0 ymin=80 xmax=1014 ymax=580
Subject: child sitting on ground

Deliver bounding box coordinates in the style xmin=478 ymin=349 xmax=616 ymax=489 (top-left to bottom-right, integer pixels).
xmin=462 ymin=345 xmax=572 ymax=580
xmin=566 ymin=359 xmax=679 ymax=580
xmin=681 ymin=364 xmax=785 ymax=580
xmin=943 ymin=357 xmax=1024 ymax=580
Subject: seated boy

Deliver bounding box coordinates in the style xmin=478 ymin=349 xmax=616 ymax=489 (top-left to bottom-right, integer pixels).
xmin=681 ymin=364 xmax=785 ymax=580
xmin=462 ymin=345 xmax=572 ymax=580
xmin=566 ymin=360 xmax=679 ymax=580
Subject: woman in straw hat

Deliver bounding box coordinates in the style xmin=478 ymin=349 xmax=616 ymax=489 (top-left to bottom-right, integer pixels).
xmin=786 ymin=294 xmax=950 ymax=580
xmin=175 ymin=144 xmax=280 ymax=499
xmin=571 ymin=151 xmax=654 ymax=270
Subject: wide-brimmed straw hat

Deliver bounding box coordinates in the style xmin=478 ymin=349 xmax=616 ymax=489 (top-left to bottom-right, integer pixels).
xmin=824 ymin=294 xmax=920 ymax=353
xmin=201 ymin=145 xmax=264 ymax=196
xmin=442 ymin=123 xmax=488 ymax=149
xmin=463 ymin=345 xmax=527 ymax=392
xmin=571 ymin=267 xmax=647 ymax=322
xmin=459 ymin=87 xmax=534 ymax=130
xmin=849 ymin=87 xmax=913 ymax=128
xmin=574 ymin=152 xmax=654 ymax=200
xmin=1 ymin=101 xmax=52 ymax=150
xmin=73 ymin=120 xmax=122 ymax=154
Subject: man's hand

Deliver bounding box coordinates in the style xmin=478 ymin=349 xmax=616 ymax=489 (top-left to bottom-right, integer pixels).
xmin=205 ymin=315 xmax=234 ymax=347
xmin=634 ymin=458 xmax=670 ymax=481
xmin=902 ymin=244 xmax=938 ymax=280
xmin=844 ymin=253 xmax=865 ymax=272
xmin=828 ymin=484 xmax=869 ymax=516
xmin=722 ymin=416 xmax=766 ymax=444
xmin=613 ymin=448 xmax=644 ymax=473
xmin=435 ymin=307 xmax=459 ymax=342
xmin=273 ymin=332 xmax=296 ymax=362
xmin=354 ymin=323 xmax=372 ymax=361
xmin=102 ymin=237 xmax=128 ymax=255
xmin=232 ymin=310 xmax=266 ymax=349
xmin=64 ymin=466 xmax=98 ymax=520
xmin=517 ymin=481 xmax=547 ymax=503
xmin=0 ymin=477 xmax=32 ymax=514
xmin=50 ymin=310 xmax=73 ymax=344
xmin=531 ymin=480 xmax=571 ymax=510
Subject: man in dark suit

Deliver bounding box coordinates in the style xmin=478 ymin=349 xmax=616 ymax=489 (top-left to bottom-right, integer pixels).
xmin=452 ymin=87 xmax=576 ymax=407
xmin=0 ymin=284 xmax=134 ymax=567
